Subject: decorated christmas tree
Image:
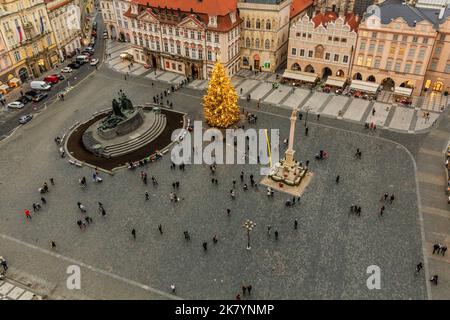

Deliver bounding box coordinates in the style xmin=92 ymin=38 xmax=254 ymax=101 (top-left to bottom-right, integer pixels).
xmin=203 ymin=61 xmax=240 ymax=128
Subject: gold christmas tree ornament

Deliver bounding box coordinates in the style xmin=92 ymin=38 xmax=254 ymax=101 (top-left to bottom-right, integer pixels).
xmin=203 ymin=61 xmax=240 ymax=128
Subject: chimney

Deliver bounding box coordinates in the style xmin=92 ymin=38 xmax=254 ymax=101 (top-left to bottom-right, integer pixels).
xmin=439 ymin=5 xmax=446 ymax=20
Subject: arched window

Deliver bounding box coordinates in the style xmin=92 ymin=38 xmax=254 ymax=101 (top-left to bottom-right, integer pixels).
xmin=256 ymin=19 xmax=261 ymax=29
xmin=245 ymin=19 xmax=250 ymax=28
xmin=255 ymin=38 xmax=260 ymax=48
xmin=265 ymin=39 xmax=270 ymax=49
xmin=246 ymin=37 xmax=250 ymax=48
xmin=266 ymin=20 xmax=271 ymax=30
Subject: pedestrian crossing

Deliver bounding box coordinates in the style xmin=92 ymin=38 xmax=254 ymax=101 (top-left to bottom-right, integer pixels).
xmin=103 ymin=40 xmax=447 ymax=134
xmin=0 ymin=280 xmax=42 ymax=300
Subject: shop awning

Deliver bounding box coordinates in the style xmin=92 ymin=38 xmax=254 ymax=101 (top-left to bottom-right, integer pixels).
xmin=349 ymin=80 xmax=380 ymax=94
xmin=394 ymin=86 xmax=412 ymax=97
xmin=282 ymin=70 xmax=319 ymax=83
xmin=325 ymin=76 xmax=346 ymax=88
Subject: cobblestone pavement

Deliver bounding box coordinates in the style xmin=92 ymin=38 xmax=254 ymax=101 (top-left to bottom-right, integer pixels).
xmin=104 ymin=41 xmax=447 ymax=135
xmin=0 ymin=64 xmax=428 ymax=299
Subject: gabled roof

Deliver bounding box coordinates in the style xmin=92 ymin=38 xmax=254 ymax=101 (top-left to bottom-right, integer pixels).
xmin=311 ymin=11 xmax=360 ymax=32
xmin=131 ymin=0 xmax=237 ymax=17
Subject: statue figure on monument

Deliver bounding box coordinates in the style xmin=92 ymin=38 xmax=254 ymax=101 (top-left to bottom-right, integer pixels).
xmin=111 ymin=98 xmax=124 ymax=118
xmin=119 ymin=92 xmax=134 ymax=111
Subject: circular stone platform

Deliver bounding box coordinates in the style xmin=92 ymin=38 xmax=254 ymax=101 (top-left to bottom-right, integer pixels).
xmin=66 ymin=106 xmax=186 ymax=172
xmin=82 ymin=108 xmax=167 ymax=158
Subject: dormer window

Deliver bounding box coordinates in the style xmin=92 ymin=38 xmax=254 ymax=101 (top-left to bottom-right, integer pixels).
xmin=208 ymin=15 xmax=217 ymax=27
xmin=131 ymin=3 xmax=138 ymax=15
xmin=230 ymin=12 xmax=236 ymax=24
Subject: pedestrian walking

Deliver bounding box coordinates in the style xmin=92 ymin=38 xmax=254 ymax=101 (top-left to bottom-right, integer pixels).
xmin=202 ymin=241 xmax=208 ymax=251
xmin=389 ymin=194 xmax=395 ymax=204
xmin=41 ymin=197 xmax=46 ymax=204
xmin=158 ymin=224 xmax=163 ymax=234
xmin=274 ymin=230 xmax=279 ymax=240
xmin=51 ymin=241 xmax=56 ymax=249
xmin=131 ymin=228 xmax=136 ymax=240
xmin=267 ymin=225 xmax=271 ymax=237
xmin=430 ymin=275 xmax=438 ymax=285
xmin=433 ymin=243 xmax=440 ymax=254
xmin=213 ymin=235 xmax=218 ymax=244
xmin=232 ymin=179 xmax=236 ymax=188
xmin=101 ymin=208 xmax=106 ymax=217
xmin=415 ymin=262 xmax=423 ymax=275
xmin=240 ymin=171 xmax=244 ymax=182
xmin=336 ymin=175 xmax=340 ymax=184
xmin=242 ymin=286 xmax=247 ymax=295
xmin=317 ymin=114 xmax=320 ymax=121
xmin=294 ymin=219 xmax=298 ymax=230
xmin=24 ymin=209 xmax=32 ymax=220
xmin=236 ymin=294 xmax=241 ymax=300
xmin=380 ymin=205 xmax=385 ymax=216
xmin=145 ymin=191 xmax=149 ymax=200
xmin=247 ymin=285 xmax=252 ymax=295
xmin=50 ymin=178 xmax=54 ymax=185
xmin=441 ymin=245 xmax=447 ymax=256
xmin=305 ymin=127 xmax=309 ymax=136
xmin=227 ymin=208 xmax=231 ymax=216
xmin=383 ymin=192 xmax=389 ymax=202
xmin=170 ymin=284 xmax=176 ymax=294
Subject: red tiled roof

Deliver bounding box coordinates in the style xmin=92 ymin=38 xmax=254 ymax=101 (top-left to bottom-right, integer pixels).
xmin=131 ymin=0 xmax=237 ymax=17
xmin=290 ymin=0 xmax=313 ymax=19
xmin=45 ymin=0 xmax=72 ymax=11
xmin=311 ymin=11 xmax=359 ymax=32
xmin=125 ymin=2 xmax=242 ymax=32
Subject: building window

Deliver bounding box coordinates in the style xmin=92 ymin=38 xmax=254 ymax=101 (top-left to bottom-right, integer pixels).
xmin=246 ymin=19 xmax=250 ymax=28
xmin=255 ymin=38 xmax=260 ymax=48
xmin=418 ymin=48 xmax=426 ymax=59
xmin=408 ymin=48 xmax=415 ymax=57
xmin=325 ymin=52 xmax=330 ymax=60
xmin=265 ymin=39 xmax=270 ymax=49
xmin=404 ymin=64 xmax=411 ymax=73
xmin=185 ymin=47 xmax=189 ymax=57
xmin=334 ymin=54 xmax=340 ymax=62
xmin=199 ymin=50 xmax=203 ymax=59
xmin=386 ymin=60 xmax=393 ymax=70
xmin=170 ymin=43 xmax=174 ymax=53
xmin=393 ymin=34 xmax=398 ymax=41
xmin=164 ymin=42 xmax=168 ymax=52
xmin=246 ymin=37 xmax=250 ymax=47
xmin=394 ymin=62 xmax=401 ymax=72
xmin=412 ymin=36 xmax=418 ymax=43
xmin=308 ymin=34 xmax=312 ymax=39
xmin=435 ymin=47 xmax=442 ymax=55
xmin=360 ymin=42 xmax=365 ymax=50
xmin=341 ymin=38 xmax=347 ymax=43
xmin=190 ymin=30 xmax=195 ymax=39
xmin=296 ymin=32 xmax=301 ymax=37
xmin=13 ymin=51 xmax=20 ymax=62
xmin=256 ymin=19 xmax=260 ymax=29
xmin=177 ymin=45 xmax=181 ymax=55
xmin=389 ymin=45 xmax=396 ymax=55
xmin=430 ymin=60 xmax=437 ymax=70
xmin=197 ymin=31 xmax=202 ymax=40
xmin=374 ymin=59 xmax=381 ymax=68
xmin=372 ymin=32 xmax=377 ymax=38
xmin=402 ymin=35 xmax=407 ymax=42
xmin=266 ymin=20 xmax=271 ymax=30
xmin=356 ymin=56 xmax=363 ymax=65
xmin=328 ymin=36 xmax=332 ymax=41
xmin=423 ymin=37 xmax=428 ymax=44
xmin=398 ymin=46 xmax=405 ymax=55
xmin=291 ymin=48 xmax=296 ymax=55
xmin=214 ymin=34 xmax=219 ymax=43
xmin=207 ymin=50 xmax=212 ymax=61
xmin=377 ymin=44 xmax=384 ymax=53
xmin=300 ymin=49 xmax=305 ymax=56
xmin=191 ymin=48 xmax=196 ymax=59
xmin=444 ymin=62 xmax=450 ymax=73
xmin=414 ymin=63 xmax=422 ymax=74
xmin=343 ymin=55 xmax=349 ymax=63
xmin=308 ymin=50 xmax=313 ymax=58
xmin=369 ymin=43 xmax=375 ymax=51
xmin=207 ymin=32 xmax=211 ymax=42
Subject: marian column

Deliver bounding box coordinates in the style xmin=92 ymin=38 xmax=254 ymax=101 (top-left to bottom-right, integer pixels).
xmin=284 ymin=107 xmax=298 ymax=167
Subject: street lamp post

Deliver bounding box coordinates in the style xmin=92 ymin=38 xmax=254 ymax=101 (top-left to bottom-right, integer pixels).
xmin=304 ymin=106 xmax=311 ymax=127
xmin=242 ymin=219 xmax=256 ymax=250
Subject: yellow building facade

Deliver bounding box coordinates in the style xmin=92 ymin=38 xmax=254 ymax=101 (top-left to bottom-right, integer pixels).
xmin=0 ymin=0 xmax=58 ymax=84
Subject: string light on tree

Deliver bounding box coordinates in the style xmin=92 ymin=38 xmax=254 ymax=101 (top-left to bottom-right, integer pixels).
xmin=203 ymin=60 xmax=240 ymax=128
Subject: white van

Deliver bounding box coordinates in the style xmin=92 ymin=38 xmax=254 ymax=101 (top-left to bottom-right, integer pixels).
xmin=76 ymin=55 xmax=90 ymax=64
xmin=30 ymin=81 xmax=51 ymax=91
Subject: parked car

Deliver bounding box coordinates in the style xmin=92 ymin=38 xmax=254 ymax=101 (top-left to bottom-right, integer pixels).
xmin=30 ymin=81 xmax=51 ymax=91
xmin=76 ymin=55 xmax=90 ymax=64
xmin=90 ymin=58 xmax=99 ymax=66
xmin=85 ymin=46 xmax=94 ymax=53
xmin=25 ymin=90 xmax=38 ymax=99
xmin=61 ymin=67 xmax=73 ymax=73
xmin=7 ymin=101 xmax=25 ymax=109
xmin=67 ymin=62 xmax=81 ymax=69
xmin=51 ymin=73 xmax=65 ymax=81
xmin=44 ymin=75 xmax=59 ymax=84
xmin=19 ymin=114 xmax=33 ymax=124
xmin=32 ymin=92 xmax=48 ymax=102
xmin=17 ymin=95 xmax=31 ymax=104
xmin=66 ymin=51 xmax=76 ymax=58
